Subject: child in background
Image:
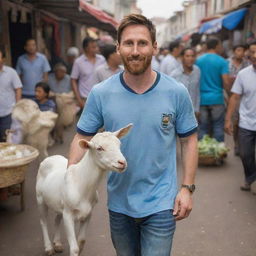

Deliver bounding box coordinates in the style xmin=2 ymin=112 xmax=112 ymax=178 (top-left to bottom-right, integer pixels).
xmin=35 ymin=82 xmax=56 ymax=112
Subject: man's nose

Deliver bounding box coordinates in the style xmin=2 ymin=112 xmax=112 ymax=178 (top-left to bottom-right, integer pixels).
xmin=131 ymin=45 xmax=139 ymax=55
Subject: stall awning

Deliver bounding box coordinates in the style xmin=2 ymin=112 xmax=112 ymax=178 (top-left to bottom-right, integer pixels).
xmin=199 ymin=8 xmax=248 ymax=34
xmin=199 ymin=17 xmax=223 ymax=34
xmin=26 ymin=0 xmax=118 ymax=35
xmin=79 ymin=0 xmax=119 ymax=28
xmin=222 ymin=8 xmax=247 ymax=30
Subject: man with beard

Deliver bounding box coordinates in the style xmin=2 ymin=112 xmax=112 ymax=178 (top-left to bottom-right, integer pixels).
xmin=68 ymin=14 xmax=198 ymax=256
xmin=225 ymin=41 xmax=256 ymax=192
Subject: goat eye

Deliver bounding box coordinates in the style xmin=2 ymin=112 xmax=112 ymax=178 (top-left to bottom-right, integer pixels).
xmin=97 ymin=146 xmax=104 ymax=151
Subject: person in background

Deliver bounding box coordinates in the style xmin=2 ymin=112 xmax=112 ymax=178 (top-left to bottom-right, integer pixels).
xmin=195 ymin=41 xmax=207 ymax=57
xmin=172 ymin=47 xmax=200 ymax=119
xmin=16 ymin=38 xmax=51 ymax=99
xmin=225 ymin=41 xmax=256 ymax=191
xmin=66 ymin=47 xmax=79 ymax=75
xmin=71 ymin=37 xmax=105 ymax=108
xmin=0 ymin=46 xmax=22 ymax=142
xmin=160 ymin=40 xmax=182 ymax=75
xmin=92 ymin=44 xmax=123 ymax=84
xmin=34 ymin=82 xmax=56 ymax=112
xmin=196 ymin=37 xmax=230 ymax=142
xmin=48 ymin=63 xmax=71 ymax=94
xmin=228 ymin=44 xmax=250 ymax=155
xmin=68 ymin=14 xmax=198 ymax=256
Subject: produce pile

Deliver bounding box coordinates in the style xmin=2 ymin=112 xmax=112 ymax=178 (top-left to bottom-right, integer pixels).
xmin=0 ymin=145 xmax=32 ymax=161
xmin=198 ymin=135 xmax=229 ymax=158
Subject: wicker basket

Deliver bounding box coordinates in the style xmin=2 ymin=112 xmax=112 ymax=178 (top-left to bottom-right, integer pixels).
xmin=198 ymin=152 xmax=227 ymax=166
xmin=0 ymin=143 xmax=39 ymax=188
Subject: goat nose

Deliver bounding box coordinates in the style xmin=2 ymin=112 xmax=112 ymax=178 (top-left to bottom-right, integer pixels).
xmin=118 ymin=160 xmax=126 ymax=167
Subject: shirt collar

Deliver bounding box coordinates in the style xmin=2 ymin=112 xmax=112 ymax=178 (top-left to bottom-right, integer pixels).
xmin=83 ymin=54 xmax=101 ymax=61
xmin=0 ymin=65 xmax=7 ymax=72
xmin=181 ymin=64 xmax=194 ymax=74
xmin=25 ymin=52 xmax=39 ymax=59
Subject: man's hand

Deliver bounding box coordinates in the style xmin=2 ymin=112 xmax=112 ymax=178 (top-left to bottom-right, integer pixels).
xmin=173 ymin=188 xmax=193 ymax=221
xmin=224 ymin=119 xmax=233 ymax=135
xmin=77 ymin=99 xmax=85 ymax=109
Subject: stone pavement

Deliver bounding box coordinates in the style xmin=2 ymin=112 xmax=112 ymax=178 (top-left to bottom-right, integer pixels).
xmin=0 ymin=125 xmax=256 ymax=256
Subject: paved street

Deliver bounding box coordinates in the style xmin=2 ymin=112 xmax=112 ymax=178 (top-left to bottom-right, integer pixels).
xmin=1 ymin=124 xmax=256 ymax=256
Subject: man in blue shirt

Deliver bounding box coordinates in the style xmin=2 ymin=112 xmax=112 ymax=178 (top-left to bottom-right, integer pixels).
xmin=68 ymin=14 xmax=198 ymax=256
xmin=196 ymin=38 xmax=230 ymax=142
xmin=16 ymin=38 xmax=51 ymax=98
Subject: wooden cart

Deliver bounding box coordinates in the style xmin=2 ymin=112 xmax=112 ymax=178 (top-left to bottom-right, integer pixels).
xmin=0 ymin=143 xmax=39 ymax=211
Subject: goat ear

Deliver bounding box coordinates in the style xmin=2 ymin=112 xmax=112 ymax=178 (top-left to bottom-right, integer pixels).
xmin=114 ymin=123 xmax=133 ymax=139
xmin=79 ymin=139 xmax=93 ymax=149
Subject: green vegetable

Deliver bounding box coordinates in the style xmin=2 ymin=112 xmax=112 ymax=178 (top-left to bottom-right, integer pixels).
xmin=198 ymin=135 xmax=229 ymax=158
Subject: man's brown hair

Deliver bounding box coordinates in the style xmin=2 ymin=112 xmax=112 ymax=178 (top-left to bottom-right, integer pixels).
xmin=117 ymin=14 xmax=156 ymax=44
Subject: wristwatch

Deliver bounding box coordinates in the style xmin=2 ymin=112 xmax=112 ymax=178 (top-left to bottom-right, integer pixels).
xmin=181 ymin=184 xmax=196 ymax=193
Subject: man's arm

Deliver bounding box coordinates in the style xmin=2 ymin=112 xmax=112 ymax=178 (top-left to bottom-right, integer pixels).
xmin=222 ymin=74 xmax=231 ymax=94
xmin=68 ymin=133 xmax=93 ymax=167
xmin=71 ymin=78 xmax=84 ymax=108
xmin=15 ymin=88 xmax=22 ymax=102
xmin=173 ymin=132 xmax=198 ymax=221
xmin=43 ymin=72 xmax=48 ymax=82
xmin=224 ymin=93 xmax=241 ymax=135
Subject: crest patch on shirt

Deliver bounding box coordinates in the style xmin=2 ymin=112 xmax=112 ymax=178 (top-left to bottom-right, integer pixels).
xmin=161 ymin=113 xmax=172 ymax=128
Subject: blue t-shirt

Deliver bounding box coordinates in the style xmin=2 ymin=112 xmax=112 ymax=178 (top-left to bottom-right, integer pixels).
xmin=16 ymin=53 xmax=51 ymax=96
xmin=77 ymin=72 xmax=198 ymax=218
xmin=35 ymin=99 xmax=56 ymax=112
xmin=196 ymin=53 xmax=229 ymax=105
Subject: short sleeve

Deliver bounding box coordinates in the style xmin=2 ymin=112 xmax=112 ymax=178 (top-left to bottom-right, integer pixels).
xmin=231 ymin=73 xmax=243 ymax=95
xmin=43 ymin=56 xmax=51 ymax=72
xmin=221 ymin=59 xmax=229 ymax=75
xmin=70 ymin=60 xmax=80 ymax=79
xmin=16 ymin=57 xmax=22 ymax=75
xmin=77 ymin=90 xmax=103 ymax=136
xmin=11 ymin=69 xmax=23 ymax=89
xmin=175 ymin=86 xmax=198 ymax=137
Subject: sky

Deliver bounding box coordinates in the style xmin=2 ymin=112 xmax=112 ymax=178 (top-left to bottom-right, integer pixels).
xmin=137 ymin=0 xmax=184 ymax=19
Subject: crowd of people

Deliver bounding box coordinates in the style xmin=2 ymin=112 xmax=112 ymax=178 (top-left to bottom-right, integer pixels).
xmin=1 ymin=13 xmax=256 ymax=255
xmin=0 ymin=20 xmax=256 ymax=192
xmin=153 ymin=38 xmax=256 ymax=192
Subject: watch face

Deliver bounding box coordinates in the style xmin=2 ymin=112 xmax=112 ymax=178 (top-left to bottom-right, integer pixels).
xmin=190 ymin=184 xmax=196 ymax=192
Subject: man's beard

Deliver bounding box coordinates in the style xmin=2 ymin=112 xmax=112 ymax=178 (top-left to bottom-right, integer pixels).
xmin=121 ymin=55 xmax=152 ymax=75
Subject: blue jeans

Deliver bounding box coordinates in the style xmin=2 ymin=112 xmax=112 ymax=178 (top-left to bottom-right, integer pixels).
xmin=109 ymin=210 xmax=176 ymax=256
xmin=199 ymin=104 xmax=225 ymax=142
xmin=238 ymin=127 xmax=256 ymax=184
xmin=0 ymin=114 xmax=12 ymax=142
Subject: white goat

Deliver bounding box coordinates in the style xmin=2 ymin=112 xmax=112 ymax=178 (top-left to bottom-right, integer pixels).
xmin=8 ymin=99 xmax=58 ymax=160
xmin=36 ymin=124 xmax=132 ymax=256
xmin=54 ymin=92 xmax=77 ymax=143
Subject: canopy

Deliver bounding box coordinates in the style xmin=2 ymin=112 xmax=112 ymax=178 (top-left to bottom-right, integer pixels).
xmin=26 ymin=0 xmax=118 ymax=35
xmin=222 ymin=8 xmax=247 ymax=30
xmin=199 ymin=8 xmax=248 ymax=34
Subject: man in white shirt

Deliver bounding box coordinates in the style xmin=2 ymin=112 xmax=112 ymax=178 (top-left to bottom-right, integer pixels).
xmin=92 ymin=44 xmax=123 ymax=84
xmin=225 ymin=41 xmax=256 ymax=191
xmin=0 ymin=47 xmax=22 ymax=142
xmin=160 ymin=41 xmax=182 ymax=75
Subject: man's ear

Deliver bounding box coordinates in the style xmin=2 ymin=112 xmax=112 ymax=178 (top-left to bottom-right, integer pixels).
xmin=79 ymin=139 xmax=93 ymax=149
xmin=153 ymin=41 xmax=158 ymax=56
xmin=113 ymin=123 xmax=133 ymax=139
xmin=116 ymin=42 xmax=120 ymax=55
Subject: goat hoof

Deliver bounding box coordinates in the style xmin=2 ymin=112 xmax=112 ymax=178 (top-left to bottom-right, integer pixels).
xmin=53 ymin=243 xmax=64 ymax=253
xmin=45 ymin=249 xmax=55 ymax=256
xmin=78 ymin=240 xmax=86 ymax=253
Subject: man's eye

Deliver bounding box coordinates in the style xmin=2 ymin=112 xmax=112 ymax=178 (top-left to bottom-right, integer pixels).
xmin=139 ymin=41 xmax=147 ymax=46
xmin=97 ymin=146 xmax=104 ymax=151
